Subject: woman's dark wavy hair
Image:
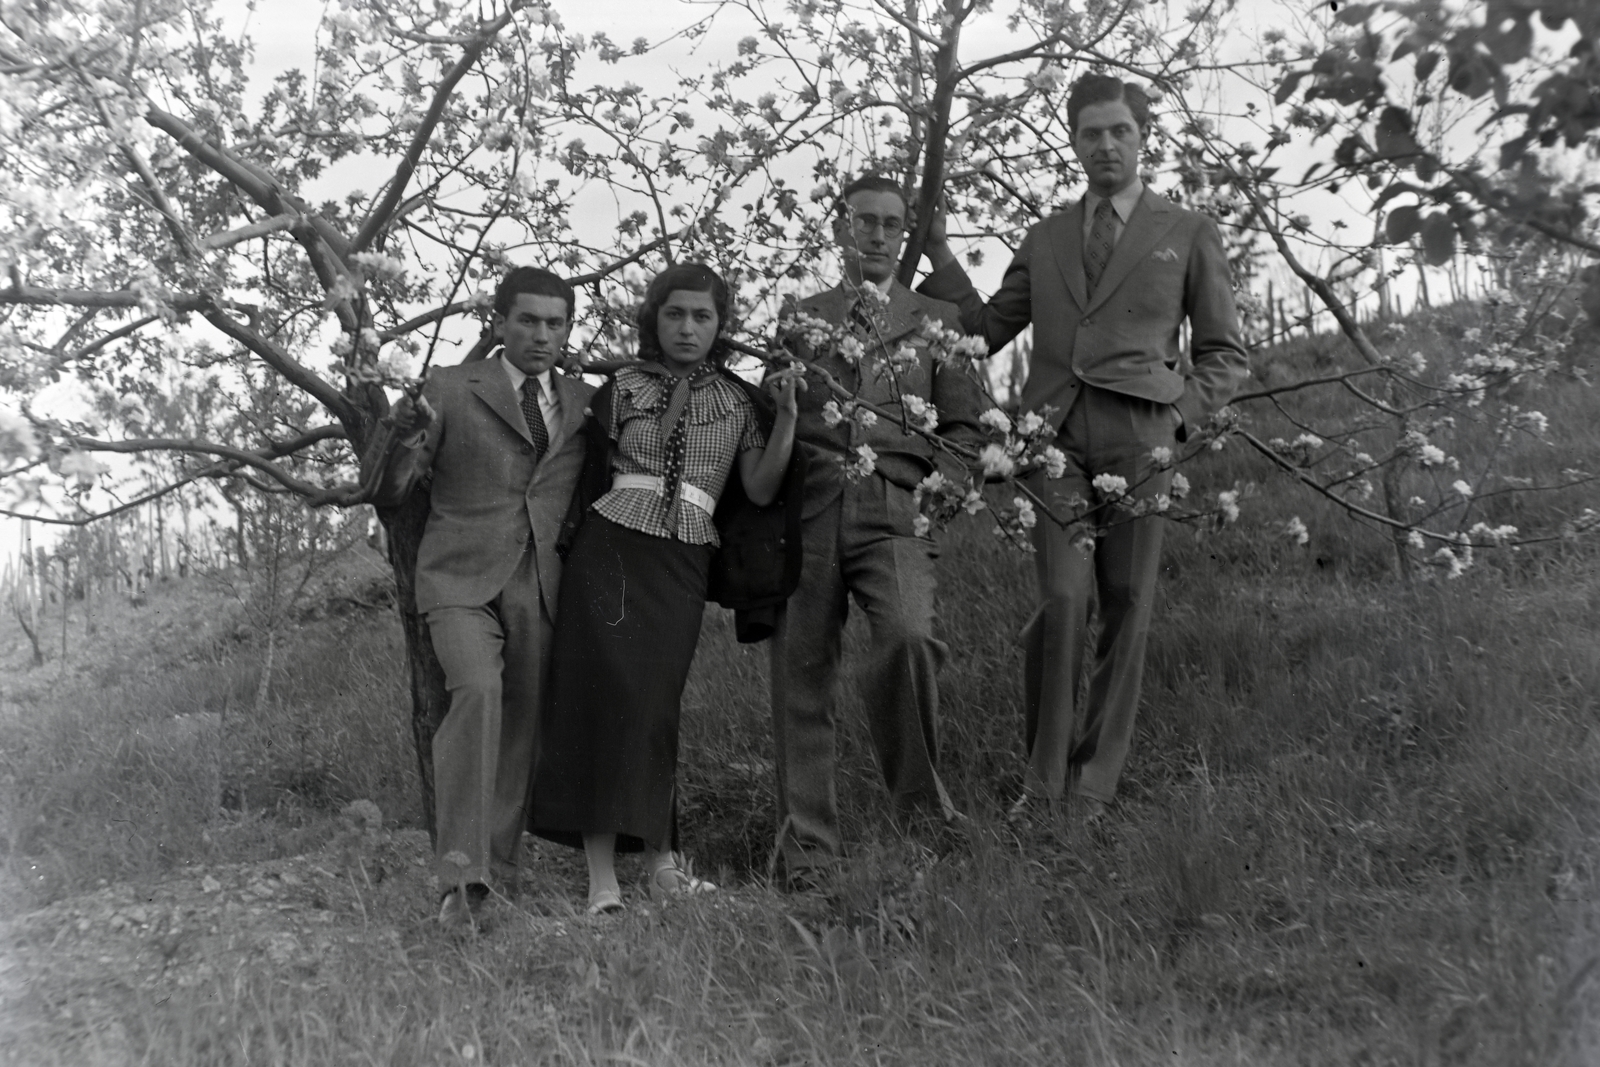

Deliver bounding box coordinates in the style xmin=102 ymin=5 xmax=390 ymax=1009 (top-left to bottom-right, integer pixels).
xmin=636 ymin=262 xmax=733 ymax=367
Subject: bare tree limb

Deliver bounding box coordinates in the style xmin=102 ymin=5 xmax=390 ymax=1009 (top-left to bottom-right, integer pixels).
xmin=351 ymin=3 xmax=529 ymax=254
xmin=198 ymin=300 xmax=360 ymax=429
xmin=200 ymin=212 xmax=299 ymax=251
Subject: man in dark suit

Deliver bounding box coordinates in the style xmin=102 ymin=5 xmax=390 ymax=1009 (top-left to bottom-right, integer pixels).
xmin=771 ymin=174 xmax=986 ymax=884
xmin=371 ymin=267 xmax=595 ymax=926
xmin=919 ymin=75 xmax=1250 ymax=820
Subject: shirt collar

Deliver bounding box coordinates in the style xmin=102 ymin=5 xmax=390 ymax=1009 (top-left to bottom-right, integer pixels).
xmin=497 ymin=356 xmax=553 ymax=400
xmin=1084 ymin=176 xmax=1144 ymax=224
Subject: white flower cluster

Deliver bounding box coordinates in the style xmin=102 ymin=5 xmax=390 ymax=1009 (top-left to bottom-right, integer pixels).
xmin=56 ymin=450 xmax=110 ymax=488
xmin=910 ymin=469 xmax=987 ymax=538
xmin=916 ymin=318 xmax=988 ymax=364
xmin=351 ymin=251 xmax=408 ymax=284
xmin=1216 ymin=488 xmax=1241 ymax=523
xmin=1283 ymin=516 xmax=1309 ymax=546
xmin=1092 ymin=473 xmax=1129 ymax=499
xmin=1467 ymin=522 xmax=1517 ymax=544
xmin=1403 ymin=430 xmax=1453 ymax=469
xmin=820 ymin=399 xmax=876 ymax=430
xmin=899 ymin=394 xmax=940 ymax=433
xmin=0 ymin=408 xmax=39 ymax=463
xmin=842 ymin=443 xmax=877 ymax=481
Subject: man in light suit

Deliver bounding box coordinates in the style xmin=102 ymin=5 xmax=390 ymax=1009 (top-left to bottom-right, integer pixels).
xmin=920 ymin=75 xmax=1249 ymax=819
xmin=771 ymin=174 xmax=986 ymax=885
xmin=371 ymin=267 xmax=595 ymax=925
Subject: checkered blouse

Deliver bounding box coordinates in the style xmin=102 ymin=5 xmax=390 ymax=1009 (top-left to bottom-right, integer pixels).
xmin=593 ymin=366 xmax=767 ymax=545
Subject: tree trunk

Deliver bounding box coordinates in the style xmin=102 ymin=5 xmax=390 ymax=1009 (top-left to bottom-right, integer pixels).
xmin=379 ymin=487 xmax=449 ymax=843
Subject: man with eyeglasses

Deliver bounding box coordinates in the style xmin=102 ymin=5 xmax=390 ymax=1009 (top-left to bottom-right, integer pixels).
xmin=768 ymin=173 xmax=986 ymax=889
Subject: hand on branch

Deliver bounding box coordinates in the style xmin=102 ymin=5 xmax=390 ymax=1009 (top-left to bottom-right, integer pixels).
xmin=389 ymin=393 xmax=435 ymax=441
xmin=922 ymin=196 xmax=957 ymax=271
xmin=763 ymin=358 xmax=807 ymax=419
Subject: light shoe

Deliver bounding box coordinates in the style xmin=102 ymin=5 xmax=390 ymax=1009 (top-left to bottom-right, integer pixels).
xmin=586 ymin=888 xmax=625 ymax=917
xmin=648 ymin=854 xmax=717 ymax=902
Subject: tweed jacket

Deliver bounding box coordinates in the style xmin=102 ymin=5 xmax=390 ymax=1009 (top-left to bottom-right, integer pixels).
xmin=369 ymin=360 xmax=595 ymax=616
xmin=919 ymin=188 xmax=1249 ymax=435
xmin=783 ymin=281 xmax=987 ymax=519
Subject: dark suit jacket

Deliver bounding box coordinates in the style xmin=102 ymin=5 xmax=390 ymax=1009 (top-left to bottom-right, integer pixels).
xmin=919 ymin=188 xmax=1249 ymax=434
xmin=784 ymin=281 xmax=987 ymax=519
xmin=370 ymin=360 xmax=595 ymax=615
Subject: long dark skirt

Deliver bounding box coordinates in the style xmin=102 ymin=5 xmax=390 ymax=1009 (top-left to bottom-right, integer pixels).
xmin=529 ymin=514 xmax=711 ymax=852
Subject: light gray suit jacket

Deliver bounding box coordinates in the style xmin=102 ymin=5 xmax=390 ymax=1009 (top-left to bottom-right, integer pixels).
xmin=920 ymin=188 xmax=1249 ymax=434
xmin=372 ymin=361 xmax=595 ymax=616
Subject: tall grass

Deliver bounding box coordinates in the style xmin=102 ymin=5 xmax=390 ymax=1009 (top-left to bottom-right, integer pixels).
xmin=2 ymin=311 xmax=1597 ymax=1064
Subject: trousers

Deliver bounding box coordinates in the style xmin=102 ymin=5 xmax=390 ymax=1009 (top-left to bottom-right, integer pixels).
xmin=1022 ymin=384 xmax=1177 ymax=803
xmin=425 ymin=545 xmax=553 ymax=888
xmin=769 ymin=476 xmax=953 ymax=870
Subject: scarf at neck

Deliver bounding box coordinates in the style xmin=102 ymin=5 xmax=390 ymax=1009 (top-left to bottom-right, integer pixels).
xmin=631 ymin=360 xmax=722 ymax=538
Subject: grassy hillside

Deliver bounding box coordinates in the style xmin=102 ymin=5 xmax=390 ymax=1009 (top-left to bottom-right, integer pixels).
xmin=1 ymin=307 xmax=1597 ymax=1065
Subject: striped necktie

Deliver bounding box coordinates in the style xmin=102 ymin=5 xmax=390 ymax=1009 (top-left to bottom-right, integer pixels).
xmin=520 ymin=377 xmax=549 ymax=463
xmin=1083 ymin=198 xmax=1117 ymax=296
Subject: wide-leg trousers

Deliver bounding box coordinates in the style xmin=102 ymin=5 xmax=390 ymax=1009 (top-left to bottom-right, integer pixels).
xmin=425 ymin=545 xmax=552 ymax=889
xmin=769 ymin=475 xmax=953 ymax=871
xmin=1022 ymin=384 xmax=1178 ymax=803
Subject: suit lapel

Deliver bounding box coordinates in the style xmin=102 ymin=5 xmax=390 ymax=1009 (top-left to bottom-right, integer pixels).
xmin=469 ymin=363 xmax=534 ymax=445
xmin=1084 ymin=190 xmax=1181 ymax=315
xmin=1049 ymin=204 xmax=1090 ymax=311
xmin=543 ymin=372 xmax=587 ymax=459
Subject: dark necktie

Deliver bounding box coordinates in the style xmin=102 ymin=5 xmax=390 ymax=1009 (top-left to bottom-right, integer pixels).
xmin=520 ymin=377 xmax=549 ymax=463
xmin=1083 ymin=198 xmax=1117 ymax=296
xmin=848 ymin=299 xmax=875 ymax=338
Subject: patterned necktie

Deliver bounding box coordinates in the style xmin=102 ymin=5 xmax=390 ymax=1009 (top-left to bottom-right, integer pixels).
xmin=848 ymin=299 xmax=875 ymax=338
xmin=1083 ymin=197 xmax=1117 ymax=297
xmin=651 ymin=363 xmax=718 ymax=539
xmin=520 ymin=377 xmax=549 ymax=463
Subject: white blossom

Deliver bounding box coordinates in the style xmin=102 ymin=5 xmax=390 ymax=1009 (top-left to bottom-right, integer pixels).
xmin=1417 ymin=443 xmax=1447 ymax=467
xmin=1092 ymin=473 xmax=1129 ymax=498
xmin=0 ymin=409 xmax=38 ymax=462
xmin=912 ymin=514 xmax=932 ymax=537
xmin=1039 ymin=445 xmax=1067 ymax=479
xmin=844 ymin=443 xmax=878 ymax=480
xmin=1013 ymin=497 xmax=1037 ymax=529
xmin=1283 ymin=516 xmax=1309 ymax=545
xmin=1452 ymin=479 xmax=1473 ymax=498
xmin=962 ymin=489 xmax=987 ymax=515
xmin=979 ymin=443 xmax=1015 ymax=478
xmin=1016 ymin=411 xmax=1045 ymax=437
xmin=1171 ymin=472 xmax=1191 ymax=500
xmin=57 ymin=450 xmax=109 ymax=487
xmin=1407 ymin=530 xmax=1426 ymax=550
xmin=821 ymin=400 xmax=844 ymax=427
xmin=1217 ymin=489 xmax=1241 ymax=523
xmin=1516 ymin=410 xmax=1548 ymax=435
xmin=978 ymin=408 xmax=1012 ymax=435
xmin=1149 ymin=445 xmax=1173 ymax=467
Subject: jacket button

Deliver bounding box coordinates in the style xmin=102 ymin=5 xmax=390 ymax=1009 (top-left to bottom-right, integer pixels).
xmin=1082 ymin=318 xmax=1093 ymax=327
xmin=521 ymin=444 xmax=532 ymax=455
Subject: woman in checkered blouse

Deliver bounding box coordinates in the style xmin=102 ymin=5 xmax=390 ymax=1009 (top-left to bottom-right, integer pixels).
xmin=528 ymin=263 xmax=800 ymax=915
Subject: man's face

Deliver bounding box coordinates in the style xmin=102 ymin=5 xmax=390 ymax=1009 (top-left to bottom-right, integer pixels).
xmin=833 ymin=189 xmax=906 ymax=285
xmin=1073 ymin=99 xmax=1145 ymax=198
xmin=495 ymin=292 xmax=572 ymax=377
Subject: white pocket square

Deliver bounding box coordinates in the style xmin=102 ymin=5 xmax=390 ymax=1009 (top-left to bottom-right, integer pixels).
xmin=1152 ymin=248 xmax=1180 ymax=262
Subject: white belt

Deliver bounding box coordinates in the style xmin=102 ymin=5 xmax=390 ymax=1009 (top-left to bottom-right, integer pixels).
xmin=612 ymin=473 xmax=717 ymax=514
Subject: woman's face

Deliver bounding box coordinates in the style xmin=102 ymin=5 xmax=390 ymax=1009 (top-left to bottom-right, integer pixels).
xmin=656 ymin=288 xmax=720 ymax=373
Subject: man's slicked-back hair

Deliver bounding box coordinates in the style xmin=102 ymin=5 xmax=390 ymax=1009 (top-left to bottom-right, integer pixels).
xmin=833 ymin=174 xmax=908 ymax=220
xmin=1066 ymin=74 xmax=1153 ymax=136
xmin=494 ymin=266 xmax=576 ymax=322
xmin=636 ymin=262 xmax=734 ymax=368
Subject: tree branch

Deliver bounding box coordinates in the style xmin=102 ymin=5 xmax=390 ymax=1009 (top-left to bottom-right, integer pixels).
xmin=198 ymin=300 xmax=360 ymax=429
xmin=351 ymin=3 xmax=528 ymax=253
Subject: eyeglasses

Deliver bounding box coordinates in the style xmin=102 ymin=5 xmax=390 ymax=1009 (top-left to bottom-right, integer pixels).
xmin=849 ymin=213 xmax=905 ymax=236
